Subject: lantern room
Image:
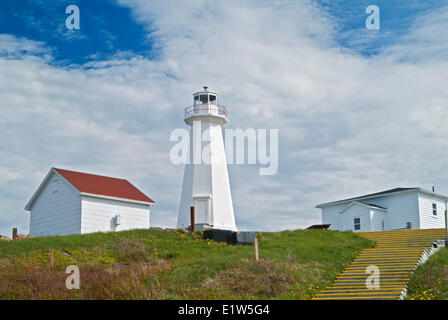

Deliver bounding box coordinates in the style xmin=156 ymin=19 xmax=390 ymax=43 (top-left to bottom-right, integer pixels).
xmin=184 ymin=86 xmax=228 ymax=124
xmin=193 ymin=86 xmax=218 ymax=105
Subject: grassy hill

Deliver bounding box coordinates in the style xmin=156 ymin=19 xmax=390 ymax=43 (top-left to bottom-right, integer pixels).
xmin=0 ymin=228 xmax=373 ymax=300
xmin=406 ymin=248 xmax=448 ymax=300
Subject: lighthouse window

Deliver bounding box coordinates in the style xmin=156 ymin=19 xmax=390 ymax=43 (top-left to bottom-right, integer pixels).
xmin=200 ymin=95 xmax=208 ymax=104
xmin=209 ymin=95 xmax=217 ymax=103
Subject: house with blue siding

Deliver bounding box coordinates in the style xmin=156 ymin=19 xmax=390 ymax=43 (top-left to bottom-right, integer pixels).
xmin=316 ymin=188 xmax=448 ymax=232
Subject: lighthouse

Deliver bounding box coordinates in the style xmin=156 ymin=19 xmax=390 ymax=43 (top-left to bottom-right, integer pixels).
xmin=177 ymin=87 xmax=237 ymax=231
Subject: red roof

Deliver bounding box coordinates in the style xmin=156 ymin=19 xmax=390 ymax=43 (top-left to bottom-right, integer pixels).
xmin=54 ymin=168 xmax=155 ymax=204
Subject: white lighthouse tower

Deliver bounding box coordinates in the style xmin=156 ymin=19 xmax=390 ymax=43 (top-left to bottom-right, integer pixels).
xmin=177 ymin=87 xmax=237 ymax=231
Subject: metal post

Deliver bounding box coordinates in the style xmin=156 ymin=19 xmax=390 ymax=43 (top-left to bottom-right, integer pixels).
xmin=12 ymin=228 xmax=17 ymax=240
xmin=190 ymin=206 xmax=195 ymax=233
xmin=254 ymin=237 xmax=259 ymax=261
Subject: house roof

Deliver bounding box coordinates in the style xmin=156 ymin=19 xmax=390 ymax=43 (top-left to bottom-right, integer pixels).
xmin=365 ymin=203 xmax=387 ymax=210
xmin=25 ymin=168 xmax=155 ymax=210
xmin=340 ymin=201 xmax=388 ymax=213
xmin=336 ymin=187 xmax=417 ymax=203
xmin=316 ymin=187 xmax=448 ymax=208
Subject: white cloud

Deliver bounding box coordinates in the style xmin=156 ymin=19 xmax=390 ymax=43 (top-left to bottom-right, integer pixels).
xmin=0 ymin=34 xmax=52 ymax=59
xmin=0 ymin=1 xmax=448 ymax=236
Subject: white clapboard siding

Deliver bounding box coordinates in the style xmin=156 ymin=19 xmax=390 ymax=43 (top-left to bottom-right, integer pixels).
xmin=321 ymin=203 xmax=345 ymax=230
xmin=29 ymin=173 xmax=81 ymax=236
xmin=370 ymin=208 xmax=385 ymax=231
xmin=27 ymin=168 xmax=153 ymax=236
xmin=81 ymin=196 xmax=150 ymax=234
xmin=418 ymin=193 xmax=447 ymax=229
xmin=342 ymin=203 xmax=371 ymax=232
xmin=363 ymin=190 xmax=419 ymax=230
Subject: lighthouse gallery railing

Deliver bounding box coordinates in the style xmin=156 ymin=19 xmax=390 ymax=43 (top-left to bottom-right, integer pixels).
xmin=184 ymin=104 xmax=228 ymax=118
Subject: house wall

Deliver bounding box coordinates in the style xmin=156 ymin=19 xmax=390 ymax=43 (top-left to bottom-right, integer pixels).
xmin=30 ymin=173 xmax=81 ymax=236
xmin=321 ymin=203 xmax=345 ymax=230
xmin=370 ymin=208 xmax=385 ymax=231
xmin=418 ymin=193 xmax=447 ymax=229
xmin=360 ymin=191 xmax=420 ymax=230
xmin=342 ymin=204 xmax=371 ymax=232
xmin=81 ymin=196 xmax=150 ymax=234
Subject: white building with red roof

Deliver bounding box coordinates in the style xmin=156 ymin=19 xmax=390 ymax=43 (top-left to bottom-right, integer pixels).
xmin=25 ymin=168 xmax=155 ymax=236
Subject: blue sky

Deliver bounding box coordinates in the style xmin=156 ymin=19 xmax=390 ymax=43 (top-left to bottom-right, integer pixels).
xmin=1 ymin=0 xmax=445 ymax=64
xmin=0 ymin=0 xmax=447 ymax=237
xmin=317 ymin=0 xmax=447 ymax=56
xmin=0 ymin=0 xmax=153 ymax=64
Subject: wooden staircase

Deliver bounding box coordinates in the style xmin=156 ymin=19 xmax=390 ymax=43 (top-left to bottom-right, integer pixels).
xmin=313 ymin=228 xmax=446 ymax=300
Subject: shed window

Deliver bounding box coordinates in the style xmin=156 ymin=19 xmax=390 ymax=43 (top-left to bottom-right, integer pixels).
xmin=432 ymin=203 xmax=437 ymax=215
xmin=354 ymin=218 xmax=361 ymax=231
xmin=406 ymin=222 xmax=412 ymax=229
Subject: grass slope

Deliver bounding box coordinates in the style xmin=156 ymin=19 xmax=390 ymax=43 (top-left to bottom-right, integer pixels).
xmin=407 ymin=248 xmax=448 ymax=300
xmin=0 ymin=228 xmax=373 ymax=300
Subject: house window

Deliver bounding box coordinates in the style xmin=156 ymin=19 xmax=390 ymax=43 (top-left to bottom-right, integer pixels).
xmin=354 ymin=218 xmax=361 ymax=231
xmin=406 ymin=222 xmax=412 ymax=229
xmin=432 ymin=203 xmax=437 ymax=216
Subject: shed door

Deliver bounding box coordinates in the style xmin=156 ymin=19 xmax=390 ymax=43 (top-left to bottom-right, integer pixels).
xmin=195 ymin=199 xmax=209 ymax=224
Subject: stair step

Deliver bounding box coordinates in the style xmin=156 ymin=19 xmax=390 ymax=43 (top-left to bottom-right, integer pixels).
xmin=334 ymin=280 xmax=409 ymax=284
xmin=325 ymin=288 xmax=402 ymax=292
xmin=315 ymin=292 xmax=401 ymax=298
xmin=353 ymin=262 xmax=419 ymax=265
xmin=327 ymin=285 xmax=404 ymax=290
xmin=340 ymin=272 xmax=412 ymax=276
xmin=354 ymin=257 xmax=420 ymax=260
xmin=313 ymin=229 xmax=443 ymax=300
xmin=345 ymin=266 xmax=414 ymax=269
xmin=316 ymin=289 xmax=402 ymax=296
xmin=332 ymin=282 xmax=406 ymax=286
xmin=313 ymin=296 xmax=397 ymax=300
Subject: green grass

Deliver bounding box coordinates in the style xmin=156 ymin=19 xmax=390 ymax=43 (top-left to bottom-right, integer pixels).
xmin=406 ymin=248 xmax=448 ymax=300
xmin=0 ymin=228 xmax=373 ymax=300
